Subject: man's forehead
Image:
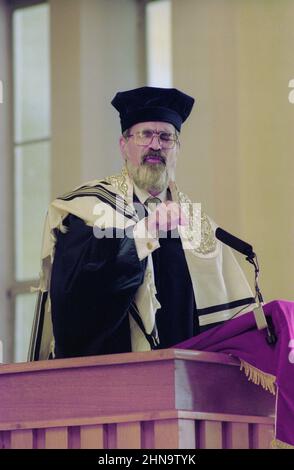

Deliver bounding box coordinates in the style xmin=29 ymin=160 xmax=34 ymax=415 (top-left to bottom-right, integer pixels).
xmin=131 ymin=121 xmax=176 ymax=132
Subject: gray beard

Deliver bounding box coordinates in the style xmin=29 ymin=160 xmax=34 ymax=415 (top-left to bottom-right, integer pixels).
xmin=126 ymin=160 xmax=169 ymax=194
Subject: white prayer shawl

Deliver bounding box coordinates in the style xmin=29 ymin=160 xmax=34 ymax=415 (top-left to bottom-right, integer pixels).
xmin=28 ymin=167 xmax=255 ymax=360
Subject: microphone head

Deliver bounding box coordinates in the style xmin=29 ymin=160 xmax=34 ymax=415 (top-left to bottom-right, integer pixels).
xmin=215 ymin=227 xmax=255 ymax=258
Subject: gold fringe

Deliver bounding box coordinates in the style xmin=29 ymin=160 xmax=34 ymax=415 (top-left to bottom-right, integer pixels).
xmin=240 ymin=359 xmax=276 ymax=395
xmin=271 ymin=438 xmax=294 ymax=449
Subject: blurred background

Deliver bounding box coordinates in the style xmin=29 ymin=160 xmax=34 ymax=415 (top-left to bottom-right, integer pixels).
xmin=0 ymin=0 xmax=293 ymax=363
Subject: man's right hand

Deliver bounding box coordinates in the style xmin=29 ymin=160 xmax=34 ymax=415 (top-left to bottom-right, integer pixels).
xmin=145 ymin=201 xmax=188 ymax=238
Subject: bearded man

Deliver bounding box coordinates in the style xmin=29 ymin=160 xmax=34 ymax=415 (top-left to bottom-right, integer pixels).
xmin=28 ymin=87 xmax=255 ymax=360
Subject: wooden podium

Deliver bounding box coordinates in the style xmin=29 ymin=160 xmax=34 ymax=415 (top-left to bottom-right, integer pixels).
xmin=0 ymin=349 xmax=275 ymax=449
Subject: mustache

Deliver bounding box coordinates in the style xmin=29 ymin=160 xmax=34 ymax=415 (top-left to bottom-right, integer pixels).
xmin=142 ymin=151 xmax=166 ymax=165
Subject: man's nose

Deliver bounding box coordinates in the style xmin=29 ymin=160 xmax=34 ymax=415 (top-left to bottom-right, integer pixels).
xmin=149 ymin=134 xmax=162 ymax=150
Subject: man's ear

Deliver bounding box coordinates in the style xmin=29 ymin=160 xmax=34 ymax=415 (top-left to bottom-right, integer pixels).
xmin=119 ymin=136 xmax=127 ymax=161
xmin=119 ymin=135 xmax=126 ymax=153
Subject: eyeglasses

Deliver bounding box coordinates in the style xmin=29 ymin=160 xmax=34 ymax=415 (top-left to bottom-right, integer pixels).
xmin=128 ymin=130 xmax=179 ymax=149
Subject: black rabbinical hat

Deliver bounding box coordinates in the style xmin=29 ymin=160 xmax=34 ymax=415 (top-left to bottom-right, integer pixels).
xmin=111 ymin=86 xmax=195 ymax=133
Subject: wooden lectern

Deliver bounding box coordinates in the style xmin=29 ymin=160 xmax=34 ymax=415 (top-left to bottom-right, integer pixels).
xmin=0 ymin=349 xmax=275 ymax=449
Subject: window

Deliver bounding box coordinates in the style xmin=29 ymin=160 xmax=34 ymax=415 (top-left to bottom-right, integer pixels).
xmin=11 ymin=1 xmax=50 ymax=361
xmin=146 ymin=0 xmax=172 ymax=87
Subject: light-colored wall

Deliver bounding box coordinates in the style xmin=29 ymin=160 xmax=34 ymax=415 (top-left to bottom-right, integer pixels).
xmin=0 ymin=0 xmax=14 ymax=362
xmin=50 ymin=0 xmax=82 ymax=197
xmin=236 ymin=0 xmax=294 ymax=300
xmin=50 ymin=0 xmax=141 ymax=198
xmin=173 ymin=0 xmax=294 ymax=301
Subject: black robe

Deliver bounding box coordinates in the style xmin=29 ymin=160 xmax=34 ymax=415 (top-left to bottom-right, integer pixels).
xmin=50 ymin=212 xmax=199 ymax=359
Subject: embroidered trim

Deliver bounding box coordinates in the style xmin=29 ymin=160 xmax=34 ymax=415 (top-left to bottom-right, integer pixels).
xmin=197 ymin=212 xmax=217 ymax=255
xmin=105 ymin=166 xmax=129 ymax=198
xmin=177 ymin=190 xmax=217 ymax=255
xmin=240 ymin=359 xmax=276 ymax=395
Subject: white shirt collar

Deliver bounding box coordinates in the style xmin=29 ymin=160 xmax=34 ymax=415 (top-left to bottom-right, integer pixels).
xmin=133 ymin=183 xmax=168 ymax=205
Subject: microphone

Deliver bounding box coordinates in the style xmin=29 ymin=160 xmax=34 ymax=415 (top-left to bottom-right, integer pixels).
xmin=215 ymin=227 xmax=255 ymax=259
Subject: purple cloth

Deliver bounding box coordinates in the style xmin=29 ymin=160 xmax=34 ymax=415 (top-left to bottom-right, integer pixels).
xmin=175 ymin=300 xmax=294 ymax=446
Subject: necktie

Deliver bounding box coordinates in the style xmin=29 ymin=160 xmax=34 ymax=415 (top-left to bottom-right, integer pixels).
xmin=145 ymin=197 xmax=161 ymax=237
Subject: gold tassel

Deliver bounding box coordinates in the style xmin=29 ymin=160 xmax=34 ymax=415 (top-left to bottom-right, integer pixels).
xmin=240 ymin=359 xmax=276 ymax=395
xmin=271 ymin=438 xmax=294 ymax=449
